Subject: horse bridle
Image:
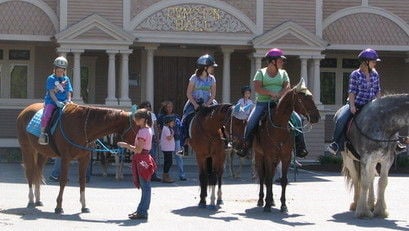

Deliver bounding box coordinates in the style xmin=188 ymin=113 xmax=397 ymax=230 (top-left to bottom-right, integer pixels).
xmin=267 ymin=90 xmax=313 ymax=133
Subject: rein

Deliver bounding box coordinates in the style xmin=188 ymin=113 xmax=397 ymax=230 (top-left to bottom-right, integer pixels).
xmin=58 ymin=107 xmax=135 ymax=153
xmin=266 ymin=91 xmax=313 ymax=134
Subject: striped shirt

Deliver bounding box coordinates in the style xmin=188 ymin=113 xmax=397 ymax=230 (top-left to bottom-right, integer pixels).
xmin=348 ymin=69 xmax=380 ymax=106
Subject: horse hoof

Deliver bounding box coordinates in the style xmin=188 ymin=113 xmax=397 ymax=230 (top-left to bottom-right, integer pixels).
xmin=263 ymin=207 xmax=271 ymax=212
xmin=81 ymin=207 xmax=90 ymax=213
xmin=257 ymin=200 xmax=263 ymax=207
xmin=27 ymin=202 xmax=35 ymax=208
xmin=280 ymin=205 xmax=288 ymax=213
xmin=55 ymin=208 xmax=64 ymax=214
xmin=35 ymin=201 xmax=43 ymax=207
xmin=198 ymin=203 xmax=206 ymax=209
xmin=217 ymin=199 xmax=223 ymax=205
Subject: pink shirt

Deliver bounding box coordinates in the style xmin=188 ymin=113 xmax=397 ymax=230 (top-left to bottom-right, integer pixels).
xmin=135 ymin=127 xmax=152 ymax=151
xmin=160 ymin=125 xmax=175 ymax=152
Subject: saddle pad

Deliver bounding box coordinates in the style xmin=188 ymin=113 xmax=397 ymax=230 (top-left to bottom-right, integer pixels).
xmin=26 ymin=109 xmax=43 ymax=137
xmin=26 ymin=109 xmax=60 ymax=137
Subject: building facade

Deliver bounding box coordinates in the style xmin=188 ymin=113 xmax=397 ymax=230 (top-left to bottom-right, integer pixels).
xmin=1 ymin=0 xmax=408 ymax=161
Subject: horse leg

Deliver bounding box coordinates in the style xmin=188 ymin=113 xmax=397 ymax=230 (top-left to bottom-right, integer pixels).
xmin=355 ymin=160 xmax=376 ymax=218
xmin=263 ymin=174 xmax=273 ymax=212
xmin=257 ymin=174 xmax=264 ymax=207
xmin=115 ymin=154 xmax=123 ymax=180
xmin=373 ymin=157 xmax=393 ymax=218
xmin=33 ymin=155 xmax=48 ymax=206
xmin=100 ymin=152 xmax=108 ymax=177
xmin=280 ymin=160 xmax=290 ymax=213
xmin=217 ymin=174 xmax=223 ymax=205
xmin=21 ymin=147 xmax=42 ymax=208
xmin=198 ymin=165 xmax=208 ymax=208
xmin=78 ymin=155 xmax=91 ymax=213
xmin=55 ymin=157 xmax=70 ymax=214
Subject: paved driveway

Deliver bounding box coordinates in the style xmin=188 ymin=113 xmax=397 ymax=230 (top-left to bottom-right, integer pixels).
xmin=1 ymin=163 xmax=408 ymax=231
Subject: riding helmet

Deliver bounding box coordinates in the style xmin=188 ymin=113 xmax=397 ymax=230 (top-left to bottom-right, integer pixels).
xmin=358 ymin=48 xmax=381 ymax=62
xmin=196 ymin=54 xmax=218 ymax=67
xmin=53 ymin=56 xmax=68 ymax=69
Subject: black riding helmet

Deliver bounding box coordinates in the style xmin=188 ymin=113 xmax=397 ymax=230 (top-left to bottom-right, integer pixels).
xmin=196 ymin=54 xmax=218 ymax=67
xmin=241 ymin=86 xmax=251 ymax=96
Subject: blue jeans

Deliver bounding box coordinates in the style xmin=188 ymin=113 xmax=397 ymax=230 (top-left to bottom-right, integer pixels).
xmin=150 ymin=139 xmax=160 ymax=177
xmin=51 ymin=157 xmax=91 ymax=180
xmin=136 ymin=175 xmax=151 ymax=216
xmin=332 ymin=104 xmax=353 ymax=151
xmin=244 ymin=102 xmax=270 ymax=140
xmin=174 ymin=139 xmax=185 ymax=178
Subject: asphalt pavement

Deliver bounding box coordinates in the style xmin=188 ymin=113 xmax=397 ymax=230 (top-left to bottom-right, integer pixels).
xmin=1 ymin=162 xmax=409 ymax=231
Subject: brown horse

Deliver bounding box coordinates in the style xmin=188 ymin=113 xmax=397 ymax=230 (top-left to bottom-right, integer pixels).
xmin=253 ymin=79 xmax=320 ymax=213
xmin=16 ymin=103 xmax=137 ymax=213
xmin=189 ymin=103 xmax=245 ymax=209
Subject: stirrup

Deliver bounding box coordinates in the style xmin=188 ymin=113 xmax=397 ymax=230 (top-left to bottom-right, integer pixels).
xmin=38 ymin=133 xmax=49 ymax=145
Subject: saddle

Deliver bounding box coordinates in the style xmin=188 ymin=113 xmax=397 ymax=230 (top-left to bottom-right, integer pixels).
xmin=345 ymin=117 xmax=361 ymax=160
xmin=26 ymin=107 xmax=63 ymax=139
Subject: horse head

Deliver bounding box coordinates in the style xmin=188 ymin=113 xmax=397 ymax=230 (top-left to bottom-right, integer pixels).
xmin=292 ymin=78 xmax=320 ymax=123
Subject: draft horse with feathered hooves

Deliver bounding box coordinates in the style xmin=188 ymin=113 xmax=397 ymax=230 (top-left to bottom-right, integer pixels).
xmin=189 ymin=103 xmax=246 ymax=209
xmin=340 ymin=94 xmax=409 ymax=218
xmin=16 ymin=103 xmax=137 ymax=214
xmin=253 ymin=78 xmax=320 ymax=213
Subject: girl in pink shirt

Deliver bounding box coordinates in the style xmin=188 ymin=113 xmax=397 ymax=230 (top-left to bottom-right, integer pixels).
xmin=117 ymin=108 xmax=156 ymax=220
xmin=160 ymin=115 xmax=176 ymax=183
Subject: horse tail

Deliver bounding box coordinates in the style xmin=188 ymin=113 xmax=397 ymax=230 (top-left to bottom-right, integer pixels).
xmin=341 ymin=151 xmax=360 ymax=191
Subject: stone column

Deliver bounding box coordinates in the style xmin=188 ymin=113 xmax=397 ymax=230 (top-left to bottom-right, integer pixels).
xmin=312 ymin=58 xmax=322 ymax=105
xmin=221 ymin=47 xmax=234 ymax=103
xmin=145 ymin=44 xmax=158 ymax=105
xmin=119 ymin=50 xmax=132 ymax=106
xmin=105 ymin=50 xmax=117 ymax=105
xmin=72 ymin=50 xmax=84 ymax=103
xmin=300 ymin=56 xmax=308 ymax=85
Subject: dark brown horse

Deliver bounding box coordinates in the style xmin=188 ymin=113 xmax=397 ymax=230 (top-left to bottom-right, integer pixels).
xmin=253 ymin=79 xmax=320 ymax=213
xmin=189 ymin=103 xmax=245 ymax=209
xmin=16 ymin=103 xmax=137 ymax=213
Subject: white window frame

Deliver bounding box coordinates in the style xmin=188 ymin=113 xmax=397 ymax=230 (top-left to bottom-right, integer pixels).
xmin=0 ymin=45 xmax=35 ymax=100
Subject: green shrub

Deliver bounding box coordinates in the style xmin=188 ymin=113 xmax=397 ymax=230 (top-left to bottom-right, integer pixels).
xmin=0 ymin=148 xmax=22 ymax=163
xmin=396 ymin=154 xmax=409 ymax=168
xmin=318 ymin=154 xmax=343 ymax=165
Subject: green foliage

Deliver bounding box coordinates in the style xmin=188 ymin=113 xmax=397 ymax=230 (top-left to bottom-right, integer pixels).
xmin=0 ymin=148 xmax=22 ymax=163
xmin=318 ymin=154 xmax=343 ymax=165
xmin=396 ymin=154 xmax=409 ymax=168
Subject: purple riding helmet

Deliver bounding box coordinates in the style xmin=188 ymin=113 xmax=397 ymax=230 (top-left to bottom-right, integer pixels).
xmin=358 ymin=48 xmax=381 ymax=62
xmin=265 ymin=48 xmax=286 ymax=59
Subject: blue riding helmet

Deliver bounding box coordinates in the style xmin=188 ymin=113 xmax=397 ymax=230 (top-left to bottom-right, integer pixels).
xmin=196 ymin=54 xmax=218 ymax=67
xmin=358 ymin=48 xmax=381 ymax=62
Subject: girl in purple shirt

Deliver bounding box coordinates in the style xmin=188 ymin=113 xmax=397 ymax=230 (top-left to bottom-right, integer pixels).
xmin=327 ymin=48 xmax=381 ymax=154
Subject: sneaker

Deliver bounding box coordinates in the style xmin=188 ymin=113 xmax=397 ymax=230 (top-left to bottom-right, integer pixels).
xmin=295 ymin=149 xmax=309 ymax=158
xmin=396 ymin=141 xmax=407 ymax=152
xmin=179 ymin=176 xmax=187 ymax=181
xmin=38 ymin=133 xmax=48 ymax=145
xmin=176 ymin=149 xmax=184 ymax=157
xmin=151 ymin=175 xmax=162 ymax=182
xmin=128 ymin=212 xmax=147 ymax=220
xmin=327 ymin=142 xmax=339 ymax=155
xmin=48 ymin=175 xmax=59 ymax=182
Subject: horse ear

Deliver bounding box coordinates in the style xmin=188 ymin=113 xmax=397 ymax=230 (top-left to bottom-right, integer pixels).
xmin=295 ymin=77 xmax=312 ymax=96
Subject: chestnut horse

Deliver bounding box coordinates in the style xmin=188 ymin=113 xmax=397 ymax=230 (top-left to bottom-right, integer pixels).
xmin=253 ymin=79 xmax=320 ymax=213
xmin=189 ymin=103 xmax=245 ymax=209
xmin=341 ymin=94 xmax=409 ymax=218
xmin=16 ymin=103 xmax=137 ymax=213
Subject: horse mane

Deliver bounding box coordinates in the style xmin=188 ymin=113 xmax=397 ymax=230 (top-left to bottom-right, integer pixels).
xmin=196 ymin=104 xmax=232 ymax=118
xmin=64 ymin=103 xmax=124 ymax=121
xmin=356 ymin=93 xmax=409 ymax=136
